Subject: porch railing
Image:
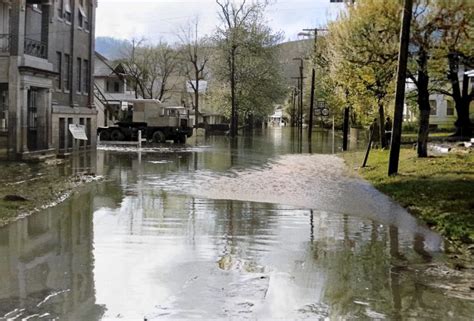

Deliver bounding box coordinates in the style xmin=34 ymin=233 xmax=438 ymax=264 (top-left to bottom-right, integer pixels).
xmin=24 ymin=37 xmax=47 ymax=59
xmin=0 ymin=34 xmax=10 ymax=53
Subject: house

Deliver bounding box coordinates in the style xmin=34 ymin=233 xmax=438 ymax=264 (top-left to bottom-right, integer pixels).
xmin=94 ymin=52 xmax=137 ymax=128
xmin=268 ymin=105 xmax=286 ymax=127
xmin=0 ymin=0 xmax=97 ymax=160
xmin=405 ymin=76 xmax=474 ymax=130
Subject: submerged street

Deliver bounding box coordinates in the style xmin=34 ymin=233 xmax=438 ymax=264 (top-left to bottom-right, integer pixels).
xmin=1 ymin=129 xmax=473 ymax=320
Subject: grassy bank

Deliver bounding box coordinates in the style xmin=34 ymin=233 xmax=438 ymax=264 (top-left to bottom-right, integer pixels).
xmin=0 ymin=160 xmax=97 ymax=227
xmin=342 ymin=148 xmax=474 ymax=251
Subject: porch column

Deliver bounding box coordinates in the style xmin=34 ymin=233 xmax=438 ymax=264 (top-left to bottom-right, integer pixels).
xmin=7 ymin=1 xmax=25 ymax=159
xmin=20 ymin=85 xmax=29 ymax=153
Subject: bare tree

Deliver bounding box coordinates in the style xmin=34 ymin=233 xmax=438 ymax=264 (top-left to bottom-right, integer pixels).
xmin=178 ymin=18 xmax=211 ymax=126
xmin=121 ymin=40 xmax=179 ymax=102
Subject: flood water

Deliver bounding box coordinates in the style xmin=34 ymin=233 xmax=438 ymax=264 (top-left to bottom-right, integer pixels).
xmin=1 ymin=128 xmax=473 ymax=320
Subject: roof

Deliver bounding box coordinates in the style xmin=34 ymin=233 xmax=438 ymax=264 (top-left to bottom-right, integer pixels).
xmin=94 ymin=51 xmax=126 ymax=78
xmin=100 ymin=92 xmax=138 ymax=103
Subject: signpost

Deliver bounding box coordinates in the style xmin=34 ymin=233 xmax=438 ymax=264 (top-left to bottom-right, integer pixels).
xmin=68 ymin=124 xmax=88 ymax=141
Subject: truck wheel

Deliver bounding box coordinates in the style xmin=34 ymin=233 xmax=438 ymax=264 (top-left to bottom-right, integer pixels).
xmin=110 ymin=129 xmax=125 ymax=141
xmin=152 ymin=131 xmax=166 ymax=143
xmin=99 ymin=130 xmax=110 ymax=141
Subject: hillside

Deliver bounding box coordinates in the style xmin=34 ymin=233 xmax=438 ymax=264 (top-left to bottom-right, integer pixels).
xmin=95 ymin=37 xmax=131 ymax=60
xmin=275 ymin=39 xmax=314 ymax=88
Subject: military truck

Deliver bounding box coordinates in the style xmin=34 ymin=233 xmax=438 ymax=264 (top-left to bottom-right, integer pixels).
xmin=97 ymin=99 xmax=193 ymax=144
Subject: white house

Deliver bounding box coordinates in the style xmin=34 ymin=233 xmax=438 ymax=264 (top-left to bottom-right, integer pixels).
xmin=94 ymin=52 xmax=137 ymax=128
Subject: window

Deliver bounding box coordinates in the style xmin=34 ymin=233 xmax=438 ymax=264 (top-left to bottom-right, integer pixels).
xmin=114 ymin=82 xmax=120 ymax=93
xmin=77 ymin=58 xmax=82 ymax=93
xmin=32 ymin=4 xmax=42 ymax=12
xmin=56 ymin=52 xmax=62 ymax=90
xmin=64 ymin=54 xmax=71 ymax=91
xmin=446 ymin=100 xmax=455 ymax=116
xmin=429 ymin=100 xmax=437 ymax=116
xmin=59 ymin=118 xmax=66 ymax=150
xmin=64 ymin=0 xmax=72 ymax=22
xmin=84 ymin=60 xmax=90 ymax=93
xmin=83 ymin=59 xmax=90 ymax=93
xmin=78 ymin=11 xmax=84 ymax=28
xmin=78 ymin=0 xmax=89 ymax=30
xmin=85 ymin=0 xmax=90 ymax=31
xmin=67 ymin=118 xmax=73 ymax=150
xmin=57 ymin=0 xmax=63 ymax=18
xmin=79 ymin=118 xmax=85 ymax=147
xmin=86 ymin=118 xmax=91 ymax=146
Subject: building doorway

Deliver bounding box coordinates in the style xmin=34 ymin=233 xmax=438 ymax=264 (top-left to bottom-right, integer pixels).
xmin=27 ymin=88 xmax=39 ymax=151
xmin=0 ymin=84 xmax=7 ymax=132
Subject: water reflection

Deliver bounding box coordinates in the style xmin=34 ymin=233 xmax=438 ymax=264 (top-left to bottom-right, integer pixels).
xmin=0 ymin=129 xmax=473 ymax=320
xmin=0 ymin=191 xmax=105 ymax=320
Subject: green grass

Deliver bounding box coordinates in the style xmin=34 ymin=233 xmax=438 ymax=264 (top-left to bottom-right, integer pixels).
xmin=342 ymin=149 xmax=474 ymax=249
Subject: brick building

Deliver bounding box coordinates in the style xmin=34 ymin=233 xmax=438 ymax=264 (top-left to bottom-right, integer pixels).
xmin=0 ymin=0 xmax=97 ymax=160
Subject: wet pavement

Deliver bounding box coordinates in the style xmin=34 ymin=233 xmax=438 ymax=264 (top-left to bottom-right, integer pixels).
xmin=0 ymin=128 xmax=473 ymax=320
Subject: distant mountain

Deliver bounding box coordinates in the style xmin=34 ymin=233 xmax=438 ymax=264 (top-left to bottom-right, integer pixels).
xmin=95 ymin=37 xmax=131 ymax=60
xmin=275 ymin=39 xmax=314 ymax=87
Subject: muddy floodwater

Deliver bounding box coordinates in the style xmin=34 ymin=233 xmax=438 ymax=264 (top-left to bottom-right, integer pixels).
xmin=1 ymin=129 xmax=473 ymax=320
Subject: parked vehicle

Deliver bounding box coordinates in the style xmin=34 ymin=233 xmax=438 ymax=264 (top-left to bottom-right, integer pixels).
xmin=97 ymin=99 xmax=193 ymax=143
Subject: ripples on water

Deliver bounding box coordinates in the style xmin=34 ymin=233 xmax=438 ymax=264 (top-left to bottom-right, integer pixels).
xmin=0 ymin=130 xmax=473 ymax=320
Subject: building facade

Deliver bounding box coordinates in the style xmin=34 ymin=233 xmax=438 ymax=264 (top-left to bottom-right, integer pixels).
xmin=94 ymin=52 xmax=137 ymax=128
xmin=0 ymin=0 xmax=97 ymax=160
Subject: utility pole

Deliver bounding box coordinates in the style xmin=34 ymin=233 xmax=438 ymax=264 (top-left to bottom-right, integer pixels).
xmin=343 ymin=107 xmax=350 ymax=151
xmin=291 ymin=58 xmax=305 ymax=139
xmin=308 ymin=68 xmax=315 ymax=140
xmin=292 ymin=88 xmax=297 ymax=127
xmin=299 ymin=28 xmax=328 ymax=140
xmin=299 ymin=60 xmax=304 ymax=138
xmin=342 ymin=89 xmax=350 ymax=151
xmin=388 ymin=0 xmax=413 ymax=176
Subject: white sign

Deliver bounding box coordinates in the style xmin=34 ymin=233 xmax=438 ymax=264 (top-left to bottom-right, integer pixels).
xmin=186 ymin=80 xmax=208 ymax=93
xmin=69 ymin=124 xmax=88 ymax=141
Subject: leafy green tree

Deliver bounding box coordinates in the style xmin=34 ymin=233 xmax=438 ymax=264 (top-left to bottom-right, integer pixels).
xmin=326 ymin=0 xmax=401 ymax=148
xmin=406 ymin=0 xmax=445 ymax=157
xmin=214 ymin=0 xmax=285 ymax=134
xmin=432 ymin=0 xmax=474 ymax=139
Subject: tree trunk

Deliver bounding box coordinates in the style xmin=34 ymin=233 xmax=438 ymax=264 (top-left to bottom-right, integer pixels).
xmin=378 ymin=102 xmax=386 ymax=148
xmin=417 ymin=109 xmax=430 ymax=157
xmin=230 ymin=46 xmax=237 ymax=137
xmin=453 ymin=99 xmax=472 ymax=139
xmin=195 ymin=69 xmax=200 ymax=127
xmin=452 ymin=73 xmax=472 ymax=139
xmin=416 ymin=49 xmax=430 ymax=158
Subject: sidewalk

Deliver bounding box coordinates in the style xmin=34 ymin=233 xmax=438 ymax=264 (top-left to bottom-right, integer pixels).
xmin=0 ymin=159 xmax=99 ymax=227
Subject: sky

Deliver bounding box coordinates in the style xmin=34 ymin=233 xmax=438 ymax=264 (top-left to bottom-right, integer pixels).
xmin=96 ymin=0 xmax=346 ymax=44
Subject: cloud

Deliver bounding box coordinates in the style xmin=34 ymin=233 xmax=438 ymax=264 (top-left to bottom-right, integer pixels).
xmin=96 ymin=0 xmax=345 ymax=43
